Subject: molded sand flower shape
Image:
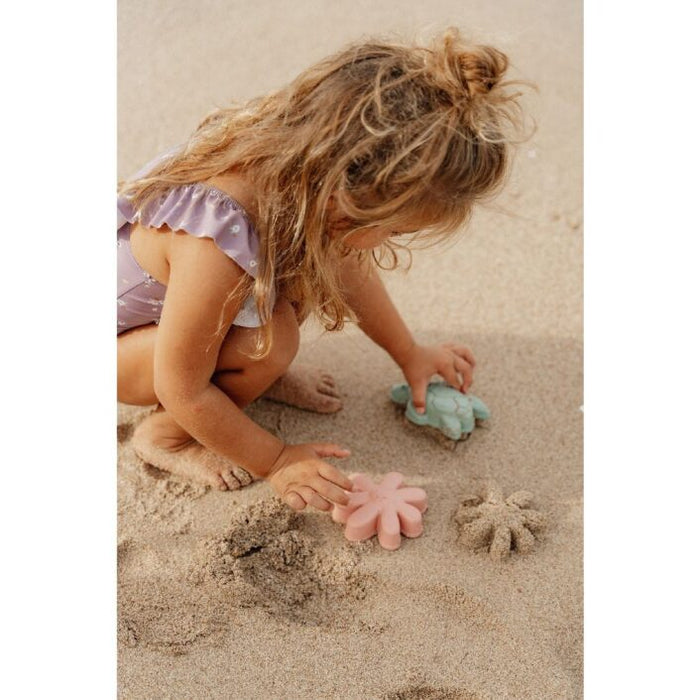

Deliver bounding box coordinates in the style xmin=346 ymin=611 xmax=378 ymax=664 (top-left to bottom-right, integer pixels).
xmin=454 ymin=482 xmax=546 ymax=560
xmin=331 ymin=472 xmax=428 ymax=551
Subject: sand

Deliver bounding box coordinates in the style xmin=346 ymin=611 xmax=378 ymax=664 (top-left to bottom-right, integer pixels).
xmin=118 ymin=1 xmax=582 ymax=698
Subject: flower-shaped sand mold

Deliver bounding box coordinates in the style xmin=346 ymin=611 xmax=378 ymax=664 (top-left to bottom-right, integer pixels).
xmin=454 ymin=482 xmax=546 ymax=560
xmin=332 ymin=472 xmax=428 ymax=551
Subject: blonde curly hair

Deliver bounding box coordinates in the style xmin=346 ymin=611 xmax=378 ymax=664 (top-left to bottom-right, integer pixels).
xmin=119 ymin=27 xmax=531 ymax=357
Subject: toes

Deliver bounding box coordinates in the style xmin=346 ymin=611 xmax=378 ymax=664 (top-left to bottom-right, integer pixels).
xmin=318 ymin=383 xmax=341 ymax=399
xmin=262 ymin=366 xmax=342 ymax=413
xmin=318 ymin=379 xmax=340 ymax=398
xmin=219 ymin=466 xmax=255 ymax=491
xmin=317 ymin=396 xmax=343 ymax=414
xmin=212 ymin=474 xmax=228 ymax=491
xmin=233 ymin=466 xmax=253 ymax=486
xmin=220 ymin=469 xmax=242 ymax=491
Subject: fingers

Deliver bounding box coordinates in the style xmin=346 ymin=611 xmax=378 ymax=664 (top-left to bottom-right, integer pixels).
xmin=439 ymin=361 xmax=463 ymax=393
xmin=443 ymin=344 xmax=476 ymax=392
xmin=317 ymin=461 xmax=353 ymax=494
xmin=311 ymin=474 xmax=351 ymax=506
xmin=454 ymin=357 xmax=474 ymax=392
xmin=284 ymin=486 xmax=333 ymax=513
xmin=296 ymin=485 xmax=332 ymax=512
xmin=284 ymin=490 xmax=306 ymax=511
xmin=272 ymin=435 xmax=361 ymax=512
xmin=445 ymin=343 xmax=476 ymax=368
xmin=311 ymin=443 xmax=352 ymax=459
xmin=276 ymin=463 xmax=353 ymax=513
xmin=272 ymin=444 xmax=355 ymax=513
xmin=410 ymin=378 xmax=429 ymax=414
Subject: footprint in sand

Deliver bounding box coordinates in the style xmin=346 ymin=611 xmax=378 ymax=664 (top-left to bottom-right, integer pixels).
xmin=453 ymin=481 xmax=546 ymax=560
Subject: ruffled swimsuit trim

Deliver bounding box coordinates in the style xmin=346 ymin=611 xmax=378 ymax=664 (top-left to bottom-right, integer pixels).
xmin=117 ymin=181 xmax=268 ymax=334
xmin=118 ymin=182 xmax=261 ymax=277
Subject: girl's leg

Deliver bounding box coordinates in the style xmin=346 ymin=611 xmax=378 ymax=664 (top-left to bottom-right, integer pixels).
xmin=118 ymin=298 xmax=301 ymax=490
xmin=251 ymin=291 xmax=342 ymax=414
xmin=118 ymin=319 xmax=342 ymax=413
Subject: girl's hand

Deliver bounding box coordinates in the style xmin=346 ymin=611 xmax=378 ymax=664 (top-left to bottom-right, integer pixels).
xmin=268 ymin=443 xmax=354 ymax=512
xmin=398 ymin=342 xmax=476 ymax=414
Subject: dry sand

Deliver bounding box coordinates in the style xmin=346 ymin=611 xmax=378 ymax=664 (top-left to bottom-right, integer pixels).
xmin=118 ymin=1 xmax=582 ymax=697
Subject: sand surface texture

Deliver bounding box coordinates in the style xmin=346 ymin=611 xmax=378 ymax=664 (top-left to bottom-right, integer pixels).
xmin=118 ymin=2 xmax=582 ymax=698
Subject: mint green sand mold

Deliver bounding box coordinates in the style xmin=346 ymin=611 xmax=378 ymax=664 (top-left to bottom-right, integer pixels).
xmin=390 ymin=381 xmax=490 ymax=440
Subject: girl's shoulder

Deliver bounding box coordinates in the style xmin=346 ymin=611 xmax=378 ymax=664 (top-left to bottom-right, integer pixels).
xmin=203 ymin=171 xmax=260 ymax=227
xmin=119 ymin=174 xmax=262 ymax=280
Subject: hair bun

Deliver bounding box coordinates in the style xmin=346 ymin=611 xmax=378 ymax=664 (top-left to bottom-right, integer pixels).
xmin=432 ymin=27 xmax=509 ymax=100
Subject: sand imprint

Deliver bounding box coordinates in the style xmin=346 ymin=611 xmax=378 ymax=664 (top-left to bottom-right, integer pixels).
xmin=454 ymin=481 xmax=546 ymax=560
xmin=119 ymin=497 xmax=376 ymax=654
xmin=199 ymin=498 xmax=373 ymax=626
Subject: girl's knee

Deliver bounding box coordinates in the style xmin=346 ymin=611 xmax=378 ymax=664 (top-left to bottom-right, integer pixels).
xmin=211 ymin=299 xmax=299 ymax=406
xmin=216 ymin=298 xmax=298 ymax=376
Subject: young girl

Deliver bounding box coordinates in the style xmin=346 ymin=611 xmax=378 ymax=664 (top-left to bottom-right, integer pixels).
xmin=117 ymin=27 xmax=526 ymax=513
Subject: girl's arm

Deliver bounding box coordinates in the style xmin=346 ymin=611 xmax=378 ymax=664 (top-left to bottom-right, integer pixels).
xmin=337 ymin=253 xmax=417 ymax=367
xmin=339 ymin=253 xmax=476 ymax=412
xmin=154 ymin=231 xmax=285 ymax=475
xmin=154 ymin=232 xmax=352 ymax=508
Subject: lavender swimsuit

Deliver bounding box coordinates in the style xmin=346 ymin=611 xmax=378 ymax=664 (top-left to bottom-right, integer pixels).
xmin=117 ymin=153 xmax=268 ymax=335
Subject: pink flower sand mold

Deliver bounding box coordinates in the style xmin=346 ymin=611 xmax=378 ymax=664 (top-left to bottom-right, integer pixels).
xmin=331 ymin=472 xmax=428 ymax=551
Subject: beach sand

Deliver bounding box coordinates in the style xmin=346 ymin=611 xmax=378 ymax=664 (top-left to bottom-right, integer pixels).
xmin=118 ymin=1 xmax=582 ymax=697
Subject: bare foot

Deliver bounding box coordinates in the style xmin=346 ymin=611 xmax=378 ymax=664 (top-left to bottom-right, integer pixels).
xmin=131 ymin=413 xmax=254 ymax=491
xmin=263 ymin=364 xmax=343 ymax=414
